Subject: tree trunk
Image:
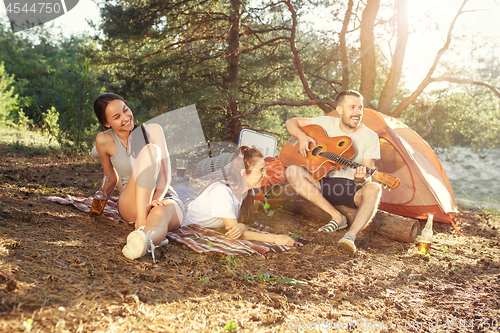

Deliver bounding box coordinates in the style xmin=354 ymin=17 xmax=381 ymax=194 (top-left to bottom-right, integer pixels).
xmin=391 ymin=0 xmax=469 ymax=117
xmin=340 ymin=0 xmax=354 ymax=91
xmin=77 ymin=82 xmax=83 ymax=149
xmin=378 ymin=0 xmax=408 ymax=114
xmin=359 ymin=0 xmax=380 ymax=104
xmin=225 ymin=0 xmax=242 ymax=143
xmin=279 ymin=184 xmax=420 ymax=243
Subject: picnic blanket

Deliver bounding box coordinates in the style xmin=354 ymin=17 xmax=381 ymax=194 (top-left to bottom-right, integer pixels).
xmin=168 ymin=223 xmax=307 ymax=256
xmin=40 ymin=192 xmax=307 ymax=256
xmin=40 ymin=194 xmax=125 ymax=222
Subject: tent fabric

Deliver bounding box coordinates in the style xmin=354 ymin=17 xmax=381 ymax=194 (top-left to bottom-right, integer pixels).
xmin=326 ymin=109 xmax=459 ymax=226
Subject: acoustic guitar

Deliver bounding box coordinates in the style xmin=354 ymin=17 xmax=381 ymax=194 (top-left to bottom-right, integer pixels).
xmin=279 ymin=125 xmax=400 ymax=189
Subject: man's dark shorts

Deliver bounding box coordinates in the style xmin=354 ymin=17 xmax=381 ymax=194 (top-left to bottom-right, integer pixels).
xmin=320 ymin=177 xmax=361 ymax=209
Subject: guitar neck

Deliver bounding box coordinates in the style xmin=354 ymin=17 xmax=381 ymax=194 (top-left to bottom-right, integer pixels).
xmin=319 ymin=151 xmax=375 ymax=175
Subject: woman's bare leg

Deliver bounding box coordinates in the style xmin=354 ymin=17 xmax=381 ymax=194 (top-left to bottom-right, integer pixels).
xmin=118 ymin=144 xmax=162 ymax=227
xmin=122 ymin=199 xmax=183 ymax=260
xmin=142 ymin=200 xmax=183 ymax=244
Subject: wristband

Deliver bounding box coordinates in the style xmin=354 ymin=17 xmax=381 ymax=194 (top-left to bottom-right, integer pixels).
xmin=354 ymin=178 xmax=367 ymax=187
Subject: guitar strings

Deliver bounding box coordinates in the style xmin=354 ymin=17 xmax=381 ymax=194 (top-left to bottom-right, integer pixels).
xmin=319 ymin=151 xmax=374 ymax=175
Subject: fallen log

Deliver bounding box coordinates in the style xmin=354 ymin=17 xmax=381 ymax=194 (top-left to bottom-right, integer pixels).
xmin=277 ymin=184 xmax=420 ymax=243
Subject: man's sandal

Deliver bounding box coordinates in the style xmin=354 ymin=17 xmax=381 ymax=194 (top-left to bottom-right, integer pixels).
xmin=318 ymin=215 xmax=348 ymax=232
xmin=338 ymin=235 xmax=357 ymax=253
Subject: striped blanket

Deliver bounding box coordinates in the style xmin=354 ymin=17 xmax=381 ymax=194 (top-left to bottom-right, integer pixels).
xmin=168 ymin=224 xmax=307 ymax=256
xmin=40 ymin=194 xmax=307 ymax=256
xmin=40 ymin=194 xmax=123 ymax=222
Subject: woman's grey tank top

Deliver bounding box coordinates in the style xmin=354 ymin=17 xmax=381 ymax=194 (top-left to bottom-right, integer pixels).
xmin=109 ymin=129 xmax=132 ymax=188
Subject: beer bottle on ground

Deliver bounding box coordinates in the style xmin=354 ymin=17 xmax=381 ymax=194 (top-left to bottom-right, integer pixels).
xmin=89 ymin=175 xmax=109 ymax=217
xmin=418 ymin=214 xmax=434 ymax=255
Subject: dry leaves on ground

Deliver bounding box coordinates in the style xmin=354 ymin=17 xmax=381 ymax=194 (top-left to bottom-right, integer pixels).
xmin=0 ymin=145 xmax=499 ymax=332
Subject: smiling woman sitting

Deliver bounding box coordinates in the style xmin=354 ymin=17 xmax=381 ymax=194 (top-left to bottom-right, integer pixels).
xmin=93 ymin=93 xmax=184 ymax=261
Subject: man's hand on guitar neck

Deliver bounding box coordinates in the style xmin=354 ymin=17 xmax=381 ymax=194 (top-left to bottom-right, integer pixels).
xmin=354 ymin=159 xmax=377 ymax=186
xmin=354 ymin=166 xmax=368 ymax=184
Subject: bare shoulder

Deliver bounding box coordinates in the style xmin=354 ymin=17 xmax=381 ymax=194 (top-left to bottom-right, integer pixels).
xmin=95 ymin=130 xmax=115 ymax=156
xmin=96 ymin=130 xmax=113 ymax=145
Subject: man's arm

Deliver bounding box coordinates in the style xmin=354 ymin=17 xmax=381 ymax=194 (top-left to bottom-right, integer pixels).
xmin=362 ymin=158 xmax=376 ymax=169
xmin=285 ymin=117 xmax=312 ymax=136
xmin=285 ymin=118 xmax=316 ymax=157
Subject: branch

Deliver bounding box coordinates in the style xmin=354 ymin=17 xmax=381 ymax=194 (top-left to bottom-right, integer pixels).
xmin=420 ymin=104 xmax=435 ymax=138
xmin=240 ymin=36 xmax=290 ymax=55
xmin=247 ymin=0 xmax=287 ymax=13
xmin=142 ymin=35 xmax=222 ymax=59
xmin=306 ymin=72 xmax=343 ymax=90
xmin=227 ymin=99 xmax=337 ymax=121
xmin=431 ymin=77 xmax=500 ymax=98
xmin=285 ymin=0 xmax=332 ymax=114
xmin=240 ymin=25 xmax=290 ymax=36
xmin=391 ymin=0 xmax=469 ymax=117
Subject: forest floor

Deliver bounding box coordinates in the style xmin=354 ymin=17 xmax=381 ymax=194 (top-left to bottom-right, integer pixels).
xmin=0 ymin=142 xmax=499 ymax=333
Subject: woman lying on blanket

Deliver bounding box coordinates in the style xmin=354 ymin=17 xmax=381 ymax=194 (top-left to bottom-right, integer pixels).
xmin=93 ymin=93 xmax=183 ymax=261
xmin=184 ymin=146 xmax=295 ymax=246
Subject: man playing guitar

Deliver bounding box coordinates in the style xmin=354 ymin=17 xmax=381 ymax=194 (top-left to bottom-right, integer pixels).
xmin=284 ymin=90 xmax=382 ymax=253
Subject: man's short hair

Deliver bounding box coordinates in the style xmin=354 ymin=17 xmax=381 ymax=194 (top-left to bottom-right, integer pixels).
xmin=335 ymin=90 xmax=363 ymax=105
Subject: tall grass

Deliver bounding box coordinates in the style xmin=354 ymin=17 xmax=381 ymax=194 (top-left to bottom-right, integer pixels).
xmin=0 ymin=124 xmax=60 ymax=154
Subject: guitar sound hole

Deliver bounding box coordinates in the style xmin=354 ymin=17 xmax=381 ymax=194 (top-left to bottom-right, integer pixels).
xmin=339 ymin=140 xmax=345 ymax=147
xmin=311 ymin=146 xmax=323 ymax=156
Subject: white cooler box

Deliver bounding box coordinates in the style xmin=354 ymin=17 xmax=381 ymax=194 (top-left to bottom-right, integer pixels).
xmin=238 ymin=129 xmax=277 ymax=158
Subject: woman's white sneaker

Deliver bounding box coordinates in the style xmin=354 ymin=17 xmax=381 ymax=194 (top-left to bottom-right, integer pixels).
xmin=122 ymin=227 xmax=157 ymax=262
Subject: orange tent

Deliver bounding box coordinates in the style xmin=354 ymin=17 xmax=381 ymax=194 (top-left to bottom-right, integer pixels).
xmin=342 ymin=109 xmax=459 ymax=229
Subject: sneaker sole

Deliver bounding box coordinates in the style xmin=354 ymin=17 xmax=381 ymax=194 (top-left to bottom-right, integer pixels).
xmin=338 ymin=238 xmax=357 ymax=253
xmin=122 ymin=231 xmax=147 ymax=259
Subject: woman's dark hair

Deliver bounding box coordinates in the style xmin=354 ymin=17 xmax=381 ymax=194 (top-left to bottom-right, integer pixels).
xmin=93 ymin=93 xmax=128 ymax=129
xmin=238 ymin=145 xmax=264 ymax=224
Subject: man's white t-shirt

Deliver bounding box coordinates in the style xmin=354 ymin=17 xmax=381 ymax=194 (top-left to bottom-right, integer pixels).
xmin=184 ymin=182 xmax=241 ymax=228
xmin=311 ymin=116 xmax=380 ymax=180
